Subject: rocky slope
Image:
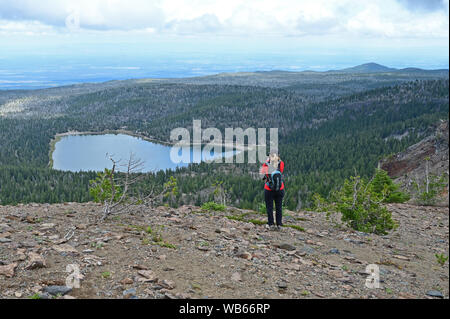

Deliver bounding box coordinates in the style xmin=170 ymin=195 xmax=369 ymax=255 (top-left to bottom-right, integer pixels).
xmin=0 ymin=202 xmax=448 ymax=299
xmin=381 ymin=120 xmax=449 ymax=206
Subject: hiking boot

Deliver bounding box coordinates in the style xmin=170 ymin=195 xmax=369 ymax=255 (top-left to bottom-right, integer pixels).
xmin=265 ymin=224 xmax=276 ymax=231
xmin=275 ymin=225 xmax=283 ymax=231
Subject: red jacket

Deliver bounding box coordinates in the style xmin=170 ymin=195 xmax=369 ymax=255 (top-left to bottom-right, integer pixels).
xmin=260 ymin=160 xmax=284 ymax=191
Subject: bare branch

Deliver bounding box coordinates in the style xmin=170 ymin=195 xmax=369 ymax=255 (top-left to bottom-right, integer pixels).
xmin=96 ymin=152 xmax=163 ymax=222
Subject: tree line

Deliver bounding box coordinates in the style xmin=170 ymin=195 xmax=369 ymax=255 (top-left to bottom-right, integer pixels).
xmin=0 ymin=79 xmax=448 ymax=210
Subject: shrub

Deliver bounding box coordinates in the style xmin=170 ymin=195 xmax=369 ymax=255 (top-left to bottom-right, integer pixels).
xmin=312 ymin=193 xmax=332 ymax=212
xmin=371 ymin=169 xmax=410 ymax=203
xmin=201 ymin=201 xmax=226 ymax=211
xmin=333 ymin=175 xmax=398 ymax=235
xmin=89 ymin=168 xmax=124 ymax=204
xmin=414 ymin=173 xmax=448 ymax=206
xmin=258 ymin=202 xmax=267 ymax=214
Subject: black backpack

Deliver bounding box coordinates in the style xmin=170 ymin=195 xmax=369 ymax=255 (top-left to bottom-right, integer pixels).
xmin=266 ymin=162 xmax=283 ymax=191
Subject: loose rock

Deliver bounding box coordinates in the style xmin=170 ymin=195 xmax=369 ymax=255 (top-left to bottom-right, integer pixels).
xmin=279 ymin=243 xmax=296 ymax=251
xmin=231 ymin=272 xmax=242 ymax=282
xmin=426 ymin=290 xmax=444 ymax=298
xmin=43 ymin=286 xmax=72 ymax=296
xmin=25 ymin=252 xmax=46 ymax=270
xmin=0 ymin=263 xmax=17 ymax=278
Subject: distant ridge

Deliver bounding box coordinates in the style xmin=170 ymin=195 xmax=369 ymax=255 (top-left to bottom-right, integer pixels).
xmin=336 ymin=62 xmax=397 ymax=73
xmin=330 ymin=62 xmax=449 ymax=74
xmin=228 ymin=63 xmax=448 ymax=75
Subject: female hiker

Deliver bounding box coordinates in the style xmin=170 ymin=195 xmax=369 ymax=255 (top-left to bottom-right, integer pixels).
xmin=260 ymin=149 xmax=285 ymax=231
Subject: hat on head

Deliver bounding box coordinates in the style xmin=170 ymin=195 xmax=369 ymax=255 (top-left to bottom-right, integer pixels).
xmin=269 ymin=148 xmax=279 ymax=156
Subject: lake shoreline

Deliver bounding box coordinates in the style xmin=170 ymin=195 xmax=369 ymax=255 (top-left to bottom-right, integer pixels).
xmin=48 ymin=129 xmax=265 ymax=169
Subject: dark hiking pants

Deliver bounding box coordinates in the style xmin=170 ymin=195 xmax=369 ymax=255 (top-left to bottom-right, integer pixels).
xmin=265 ymin=189 xmax=285 ymax=226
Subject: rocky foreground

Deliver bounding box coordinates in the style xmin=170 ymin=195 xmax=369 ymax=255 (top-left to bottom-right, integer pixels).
xmin=0 ymin=202 xmax=448 ymax=299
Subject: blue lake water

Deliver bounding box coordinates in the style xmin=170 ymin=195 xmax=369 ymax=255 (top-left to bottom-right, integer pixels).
xmin=51 ymin=133 xmax=236 ymax=172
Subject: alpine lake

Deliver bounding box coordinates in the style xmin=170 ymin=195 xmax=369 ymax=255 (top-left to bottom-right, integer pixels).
xmin=51 ymin=133 xmax=239 ymax=173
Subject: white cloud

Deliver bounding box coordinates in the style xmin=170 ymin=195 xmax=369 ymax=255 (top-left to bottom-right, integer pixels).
xmin=0 ymin=0 xmax=448 ymax=39
xmin=0 ymin=19 xmax=55 ymax=36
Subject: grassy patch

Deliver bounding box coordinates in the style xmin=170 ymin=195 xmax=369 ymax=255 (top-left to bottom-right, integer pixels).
xmin=201 ymin=201 xmax=226 ymax=212
xmin=155 ymin=241 xmax=177 ymax=249
xmin=225 ymin=212 xmax=252 ymax=222
xmin=226 ymin=215 xmax=244 ymax=222
xmin=248 ymin=219 xmax=266 ymax=225
xmin=91 ymin=242 xmax=103 ymax=249
xmin=191 ymin=283 xmax=202 ymax=290
xmin=138 ymin=224 xmax=177 ymax=249
xmin=226 ymin=212 xmax=304 ymax=231
xmin=101 ymin=271 xmax=111 ymax=279
xmin=283 ymin=224 xmax=305 ymax=232
xmin=435 ymin=253 xmax=448 ymax=266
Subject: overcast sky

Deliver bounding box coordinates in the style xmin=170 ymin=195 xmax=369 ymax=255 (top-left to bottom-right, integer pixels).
xmin=0 ymin=0 xmax=448 ymax=68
